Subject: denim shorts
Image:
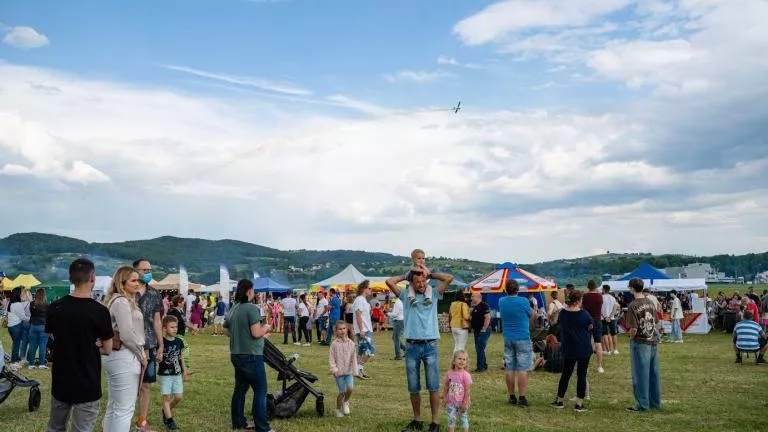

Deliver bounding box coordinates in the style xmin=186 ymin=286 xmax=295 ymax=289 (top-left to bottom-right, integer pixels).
xmin=356 ymin=333 xmax=376 ymax=357
xmin=144 ymin=347 xmax=157 ymax=383
xmin=335 ymin=374 xmax=354 ymax=393
xmin=158 ymin=374 xmax=183 ymax=395
xmin=591 ymin=319 xmax=603 ymax=342
xmin=446 ymin=405 xmax=469 ymax=429
xmin=504 ymin=339 xmax=533 ymax=372
xmin=405 ymin=340 xmax=439 ymax=393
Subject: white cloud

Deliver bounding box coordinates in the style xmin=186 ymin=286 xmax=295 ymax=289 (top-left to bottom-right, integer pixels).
xmin=436 ymin=56 xmax=484 ymax=69
xmin=162 ymin=64 xmax=311 ymax=96
xmin=0 ymin=61 xmax=765 ymax=262
xmin=2 ymin=26 xmax=49 ymax=49
xmin=384 ymin=69 xmax=454 ymax=83
xmin=453 ymin=0 xmax=630 ymax=45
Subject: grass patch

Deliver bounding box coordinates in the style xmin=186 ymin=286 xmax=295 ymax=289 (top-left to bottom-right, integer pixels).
xmin=2 ymin=329 xmax=767 ymax=431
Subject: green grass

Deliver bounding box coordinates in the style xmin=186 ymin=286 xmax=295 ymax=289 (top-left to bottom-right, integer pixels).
xmin=2 ymin=329 xmax=767 ymax=432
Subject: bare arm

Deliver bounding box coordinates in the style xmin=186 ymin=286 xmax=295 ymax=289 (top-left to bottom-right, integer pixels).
xmin=250 ymin=322 xmax=272 ymax=339
xmin=386 ymin=274 xmax=408 ymax=297
xmin=99 ymin=337 xmax=113 ymax=355
xmin=483 ymin=312 xmax=490 ymax=331
xmin=154 ymin=311 xmax=163 ymax=360
xmin=431 ymin=272 xmax=454 ymax=295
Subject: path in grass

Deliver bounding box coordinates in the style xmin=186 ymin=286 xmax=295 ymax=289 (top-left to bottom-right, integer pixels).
xmin=1 ymin=330 xmax=766 ymax=431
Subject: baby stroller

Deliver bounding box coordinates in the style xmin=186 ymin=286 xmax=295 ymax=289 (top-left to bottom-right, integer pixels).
xmin=1 ymin=346 xmax=42 ymax=412
xmin=263 ymin=339 xmax=324 ymax=419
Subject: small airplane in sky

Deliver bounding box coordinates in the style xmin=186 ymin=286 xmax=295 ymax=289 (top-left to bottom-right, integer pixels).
xmin=453 ymin=100 xmax=461 ymax=114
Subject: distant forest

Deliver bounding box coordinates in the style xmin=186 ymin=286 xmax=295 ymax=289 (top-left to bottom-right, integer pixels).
xmin=1 ymin=232 xmax=766 ymax=287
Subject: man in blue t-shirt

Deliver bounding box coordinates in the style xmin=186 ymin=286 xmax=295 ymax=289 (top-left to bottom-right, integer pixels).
xmin=498 ymin=279 xmax=533 ymax=408
xmin=386 ymin=267 xmax=453 ymax=432
xmin=324 ymin=288 xmax=342 ymax=345
xmin=213 ymin=296 xmax=227 ymax=336
xmin=734 ymin=310 xmax=767 ymax=364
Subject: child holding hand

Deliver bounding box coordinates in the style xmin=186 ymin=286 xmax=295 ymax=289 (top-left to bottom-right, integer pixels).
xmin=442 ymin=350 xmax=472 ymax=432
xmin=329 ymin=320 xmax=357 ymax=418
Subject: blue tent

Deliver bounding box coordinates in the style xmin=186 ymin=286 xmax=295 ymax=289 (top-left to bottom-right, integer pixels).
xmin=618 ymin=262 xmax=670 ymax=281
xmin=253 ymin=277 xmax=292 ymax=293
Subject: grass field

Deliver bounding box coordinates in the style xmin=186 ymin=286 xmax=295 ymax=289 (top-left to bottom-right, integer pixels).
xmin=2 ymin=328 xmax=767 ymax=432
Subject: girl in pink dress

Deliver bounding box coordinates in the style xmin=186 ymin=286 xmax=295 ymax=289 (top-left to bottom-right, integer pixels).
xmin=442 ymin=350 xmax=473 ymax=432
xmin=189 ymin=299 xmax=203 ymax=334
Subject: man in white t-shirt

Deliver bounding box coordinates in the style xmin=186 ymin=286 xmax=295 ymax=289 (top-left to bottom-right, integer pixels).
xmin=314 ymin=292 xmax=329 ymax=345
xmin=601 ymin=285 xmax=620 ymax=355
xmin=281 ymin=295 xmax=298 ymax=345
xmin=353 ymin=280 xmax=374 ymax=379
xmin=184 ymin=289 xmax=196 ymax=324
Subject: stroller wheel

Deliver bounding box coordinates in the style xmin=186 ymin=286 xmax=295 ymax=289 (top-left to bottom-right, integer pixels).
xmin=28 ymin=386 xmax=41 ymax=412
xmin=316 ymin=396 xmax=324 ymax=417
xmin=266 ymin=395 xmax=276 ymax=420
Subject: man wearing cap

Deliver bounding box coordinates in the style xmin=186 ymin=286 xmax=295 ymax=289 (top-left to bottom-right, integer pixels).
xmin=386 ymin=266 xmax=453 ymax=432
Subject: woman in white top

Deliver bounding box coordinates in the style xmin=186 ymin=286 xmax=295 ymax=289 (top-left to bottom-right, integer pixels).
xmin=297 ymin=294 xmax=311 ymax=346
xmin=6 ymin=287 xmax=31 ymax=368
xmin=102 ymin=266 xmax=147 ymax=432
xmin=548 ymin=291 xmax=565 ymax=335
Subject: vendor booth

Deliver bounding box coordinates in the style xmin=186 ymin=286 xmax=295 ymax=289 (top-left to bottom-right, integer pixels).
xmin=606 ymin=262 xmax=710 ymax=334
xmin=311 ymin=264 xmax=396 ymax=293
xmin=254 ymin=277 xmax=293 ymax=294
xmin=467 ymin=262 xmax=558 ymax=309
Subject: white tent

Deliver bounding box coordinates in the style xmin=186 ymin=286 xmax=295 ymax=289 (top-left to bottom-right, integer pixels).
xmin=313 ymin=264 xmax=368 ymax=287
xmin=607 ymin=278 xmax=710 ymax=334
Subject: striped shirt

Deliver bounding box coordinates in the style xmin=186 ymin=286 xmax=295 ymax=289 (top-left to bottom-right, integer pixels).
xmin=734 ymin=320 xmax=764 ymax=351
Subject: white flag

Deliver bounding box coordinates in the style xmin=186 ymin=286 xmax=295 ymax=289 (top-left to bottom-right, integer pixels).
xmin=179 ymin=265 xmax=189 ymax=294
xmin=220 ymin=264 xmax=230 ymax=304
xmin=253 ymin=271 xmax=260 ymax=280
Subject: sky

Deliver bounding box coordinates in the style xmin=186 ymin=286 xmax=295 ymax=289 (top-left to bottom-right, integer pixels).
xmin=1 ymin=0 xmax=767 ymax=264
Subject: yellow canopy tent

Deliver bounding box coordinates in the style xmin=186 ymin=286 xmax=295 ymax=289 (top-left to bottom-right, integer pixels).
xmin=1 ymin=277 xmax=14 ymax=291
xmin=12 ymin=274 xmax=42 ymax=289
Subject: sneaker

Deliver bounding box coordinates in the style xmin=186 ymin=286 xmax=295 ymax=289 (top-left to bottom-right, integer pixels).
xmin=334 ymin=408 xmax=345 ymax=418
xmin=550 ymin=400 xmax=564 ymax=409
xmin=401 ymin=420 xmax=424 ymax=431
xmin=428 ymin=422 xmax=440 ymax=432
xmin=574 ymin=404 xmax=588 ymax=413
xmin=293 ymin=342 xmax=302 ymax=346
xmin=165 ymin=418 xmax=179 ymax=430
xmin=604 ymin=350 xmax=612 ymax=356
xmin=612 ymin=350 xmax=619 ymax=355
xmin=626 ymin=406 xmax=645 ymax=413
xmin=757 ymin=357 xmax=766 ymax=365
xmin=508 ymin=395 xmax=517 ymax=405
xmin=597 ymin=366 xmax=605 ymax=373
xmin=303 ymin=343 xmax=311 ymax=347
xmin=518 ymin=396 xmax=529 ymax=408
xmin=28 ymin=365 xmax=37 ymax=370
xmin=343 ymin=401 xmax=350 ymax=415
xmin=38 ymin=364 xmax=48 ymax=370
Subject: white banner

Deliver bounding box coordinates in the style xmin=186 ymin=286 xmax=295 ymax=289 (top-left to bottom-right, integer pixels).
xmin=179 ymin=265 xmax=189 ymax=294
xmin=220 ymin=264 xmax=230 ymax=304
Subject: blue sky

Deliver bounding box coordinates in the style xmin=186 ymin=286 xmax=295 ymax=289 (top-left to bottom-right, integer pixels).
xmin=1 ymin=0 xmax=767 ymax=263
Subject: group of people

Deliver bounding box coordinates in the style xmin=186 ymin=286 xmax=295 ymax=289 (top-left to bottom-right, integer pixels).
xmin=1 ymin=286 xmax=51 ymax=370
xmin=36 ymin=257 xmax=194 ymax=432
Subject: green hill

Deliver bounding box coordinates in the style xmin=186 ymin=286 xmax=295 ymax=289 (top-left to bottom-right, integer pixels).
xmin=1 ymin=232 xmax=766 ymax=288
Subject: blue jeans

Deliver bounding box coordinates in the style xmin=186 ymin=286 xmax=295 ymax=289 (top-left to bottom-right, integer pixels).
xmin=283 ymin=316 xmax=296 ymax=344
xmin=316 ymin=316 xmax=327 ymax=341
xmin=230 ymin=354 xmax=270 ymax=431
xmin=8 ymin=321 xmax=30 ymax=363
xmin=325 ymin=315 xmax=340 ymax=344
xmin=27 ymin=324 xmax=49 ymax=365
xmin=473 ymin=328 xmax=491 ymax=370
xmin=670 ymin=319 xmax=683 ymax=341
xmin=391 ymin=320 xmax=405 ymax=358
xmin=630 ymin=341 xmax=661 ymax=410
xmin=405 ymin=340 xmax=440 ymax=393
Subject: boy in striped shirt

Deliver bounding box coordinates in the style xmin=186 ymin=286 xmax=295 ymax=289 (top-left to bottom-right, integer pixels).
xmin=733 ymin=310 xmax=767 ymax=364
